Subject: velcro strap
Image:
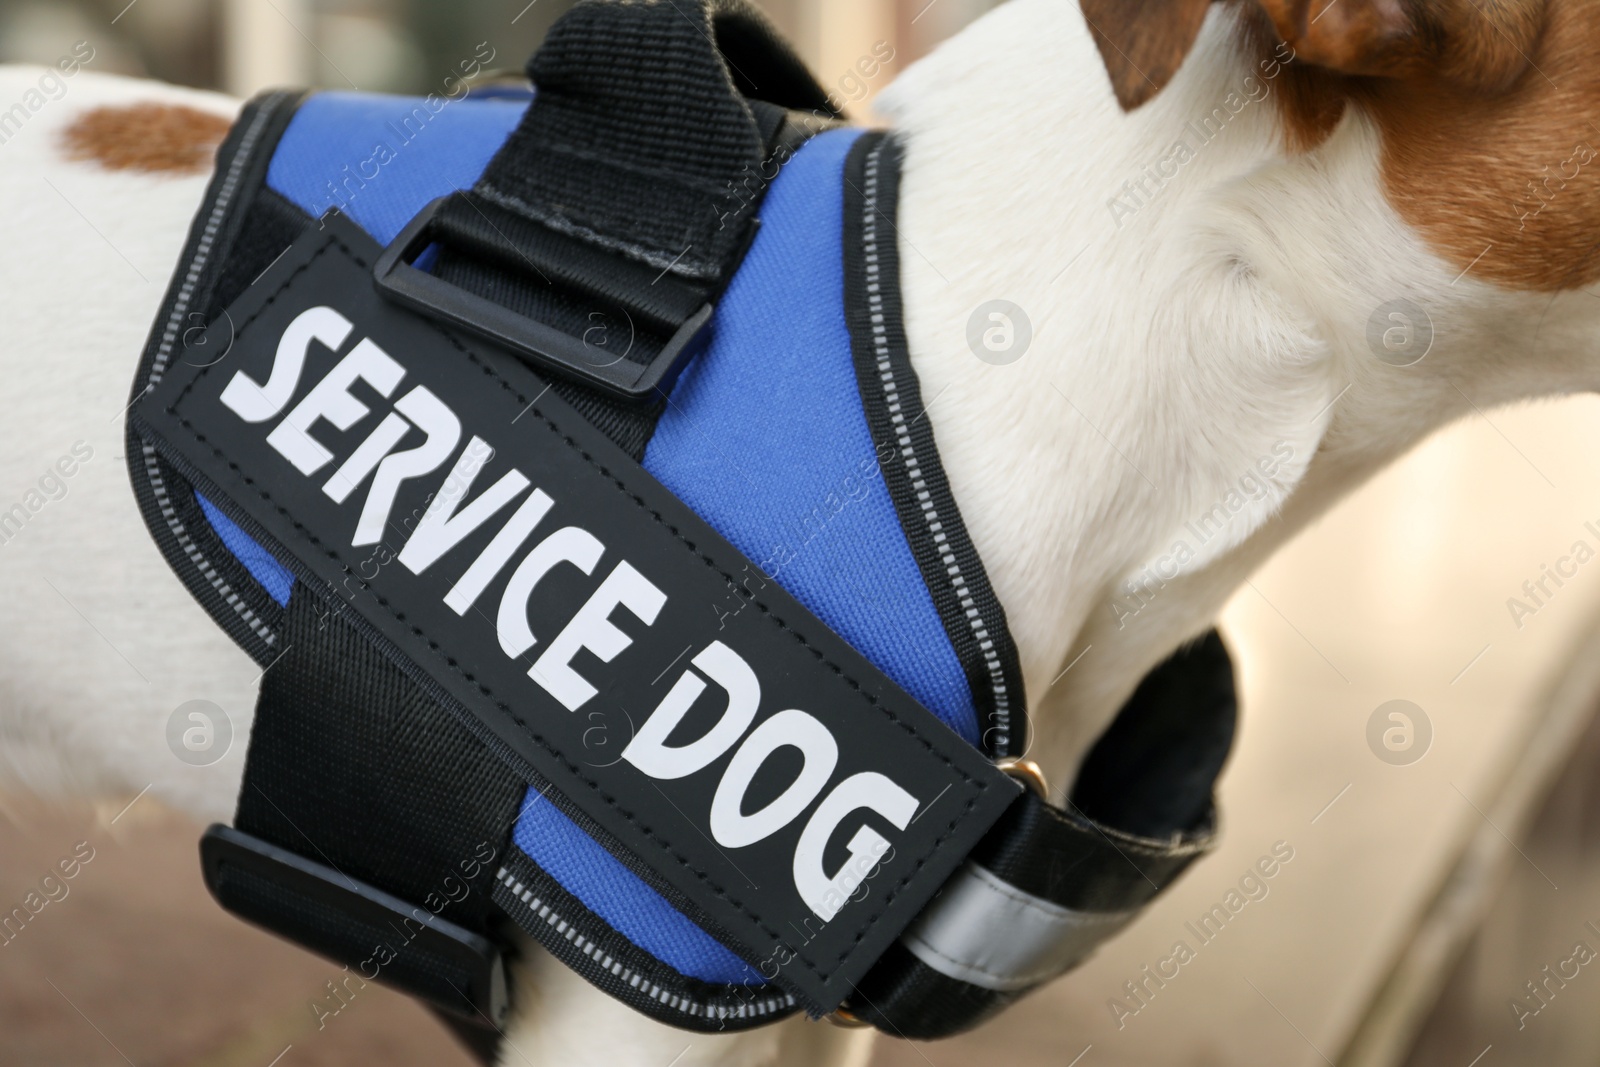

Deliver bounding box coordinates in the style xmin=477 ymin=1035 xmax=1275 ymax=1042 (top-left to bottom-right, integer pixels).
xmin=902 ymin=861 xmax=1140 ymax=992
xmin=845 ymin=631 xmax=1236 ymax=1038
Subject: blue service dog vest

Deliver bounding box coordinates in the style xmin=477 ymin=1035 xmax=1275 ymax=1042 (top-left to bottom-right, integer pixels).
xmin=126 ymin=1 xmax=1235 ymax=1053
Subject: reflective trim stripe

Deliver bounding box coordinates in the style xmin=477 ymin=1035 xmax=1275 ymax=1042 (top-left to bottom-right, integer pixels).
xmin=900 ymin=863 xmax=1136 ymax=992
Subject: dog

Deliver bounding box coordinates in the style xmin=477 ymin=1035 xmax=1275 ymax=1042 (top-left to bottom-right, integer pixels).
xmin=2 ymin=0 xmax=1596 ymax=1062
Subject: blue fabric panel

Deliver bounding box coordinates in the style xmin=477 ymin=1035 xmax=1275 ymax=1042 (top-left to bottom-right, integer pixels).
xmin=197 ymin=494 xmax=293 ymax=607
xmin=645 ymin=128 xmax=979 ymax=744
xmin=512 ymin=791 xmax=760 ymax=984
xmin=201 ymin=91 xmax=529 ymax=617
xmin=266 ymin=90 xmax=530 ymax=245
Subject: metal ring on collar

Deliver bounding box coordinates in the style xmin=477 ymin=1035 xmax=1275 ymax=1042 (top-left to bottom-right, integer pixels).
xmin=996 ymin=757 xmax=1049 ymax=799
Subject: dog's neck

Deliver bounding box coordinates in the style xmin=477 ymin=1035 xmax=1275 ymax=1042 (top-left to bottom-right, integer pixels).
xmin=882 ymin=0 xmax=1600 ymax=787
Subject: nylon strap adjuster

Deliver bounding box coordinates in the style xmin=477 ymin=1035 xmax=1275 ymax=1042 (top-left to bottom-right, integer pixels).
xmin=200 ymin=824 xmax=510 ymax=1027
xmin=373 ymin=191 xmax=715 ymax=401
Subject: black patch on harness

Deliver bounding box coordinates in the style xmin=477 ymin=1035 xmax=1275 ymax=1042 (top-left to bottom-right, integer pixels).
xmin=131 ymin=213 xmax=1019 ymax=1013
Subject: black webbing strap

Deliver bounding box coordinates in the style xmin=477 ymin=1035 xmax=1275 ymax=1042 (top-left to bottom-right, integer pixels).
xmin=220 ymin=594 xmax=524 ymax=1034
xmin=421 ymin=0 xmax=837 ymax=459
xmin=234 ymin=596 xmax=523 ymax=934
xmin=478 ymin=0 xmax=820 ymax=282
xmin=846 ymin=632 xmax=1236 ymax=1038
xmin=222 ymin=0 xmax=837 ymax=1055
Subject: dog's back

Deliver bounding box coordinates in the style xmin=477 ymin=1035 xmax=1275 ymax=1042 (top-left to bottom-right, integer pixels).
xmin=0 ymin=69 xmax=251 ymax=818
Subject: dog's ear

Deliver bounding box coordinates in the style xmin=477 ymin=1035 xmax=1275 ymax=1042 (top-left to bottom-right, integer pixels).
xmin=1083 ymin=0 xmax=1547 ymax=112
xmin=1253 ymin=0 xmax=1547 ymax=93
xmin=1079 ymin=0 xmax=1215 ymax=110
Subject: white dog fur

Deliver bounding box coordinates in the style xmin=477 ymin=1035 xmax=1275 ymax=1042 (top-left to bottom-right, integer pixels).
xmin=2 ymin=0 xmax=1596 ymax=1063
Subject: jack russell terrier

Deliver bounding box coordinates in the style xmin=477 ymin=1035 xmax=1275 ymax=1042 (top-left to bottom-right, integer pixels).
xmin=0 ymin=0 xmax=1592 ymax=1063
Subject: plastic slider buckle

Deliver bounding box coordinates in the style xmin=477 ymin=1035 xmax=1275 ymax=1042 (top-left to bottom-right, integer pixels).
xmin=199 ymin=825 xmax=509 ymax=1028
xmin=372 ymin=195 xmax=713 ymax=402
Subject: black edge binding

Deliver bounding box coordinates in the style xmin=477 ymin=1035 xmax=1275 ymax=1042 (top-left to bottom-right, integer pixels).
xmin=125 ymin=90 xmax=308 ymax=667
xmin=842 ymin=132 xmax=1029 ymax=759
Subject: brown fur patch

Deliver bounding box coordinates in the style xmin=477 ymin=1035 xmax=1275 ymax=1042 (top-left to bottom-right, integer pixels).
xmin=1087 ymin=0 xmax=1592 ymax=288
xmin=61 ymin=103 xmax=230 ymax=175
xmin=1245 ymin=1 xmax=1600 ymax=290
xmin=1247 ymin=0 xmax=1546 ymax=89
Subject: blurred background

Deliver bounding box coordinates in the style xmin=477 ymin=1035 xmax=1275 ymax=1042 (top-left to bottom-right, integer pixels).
xmin=7 ymin=2 xmax=1600 ymax=1066
xmin=0 ymin=0 xmax=1006 ymax=112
